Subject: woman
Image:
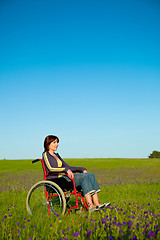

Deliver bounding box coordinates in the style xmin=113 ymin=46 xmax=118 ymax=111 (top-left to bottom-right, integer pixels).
xmin=42 ymin=135 xmax=110 ymax=213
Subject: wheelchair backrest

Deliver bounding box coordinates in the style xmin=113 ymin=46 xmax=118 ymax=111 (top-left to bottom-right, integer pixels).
xmin=32 ymin=159 xmax=48 ymax=180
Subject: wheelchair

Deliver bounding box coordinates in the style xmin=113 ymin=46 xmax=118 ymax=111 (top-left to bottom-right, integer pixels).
xmin=26 ymin=159 xmax=89 ymax=216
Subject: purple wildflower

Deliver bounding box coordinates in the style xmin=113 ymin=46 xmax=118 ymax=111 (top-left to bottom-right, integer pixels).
xmin=128 ymin=221 xmax=132 ymax=227
xmin=107 ymin=236 xmax=113 ymax=240
xmin=148 ymin=231 xmax=155 ymax=238
xmin=143 ymin=230 xmax=147 ymax=234
xmin=86 ymin=230 xmax=93 ymax=238
xmin=90 ymin=218 xmax=96 ymax=222
xmin=72 ymin=232 xmax=80 ymax=237
xmin=101 ymin=217 xmax=106 ymax=224
xmin=144 ymin=211 xmax=148 ymax=214
xmin=132 ymin=236 xmax=137 ymax=240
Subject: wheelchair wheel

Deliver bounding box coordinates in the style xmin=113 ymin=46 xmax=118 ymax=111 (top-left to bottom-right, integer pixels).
xmin=26 ymin=180 xmax=66 ymax=216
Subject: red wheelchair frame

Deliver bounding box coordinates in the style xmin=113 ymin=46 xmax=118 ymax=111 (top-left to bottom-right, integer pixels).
xmin=33 ymin=159 xmax=89 ymax=215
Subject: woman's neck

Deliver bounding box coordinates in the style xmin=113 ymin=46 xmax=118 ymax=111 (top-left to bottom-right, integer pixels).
xmin=48 ymin=150 xmax=55 ymax=156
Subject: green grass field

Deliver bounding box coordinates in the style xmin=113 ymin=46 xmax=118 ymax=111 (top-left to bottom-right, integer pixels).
xmin=0 ymin=158 xmax=160 ymax=239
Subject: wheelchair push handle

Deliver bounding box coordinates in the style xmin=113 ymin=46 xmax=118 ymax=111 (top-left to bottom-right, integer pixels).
xmin=32 ymin=159 xmax=40 ymax=164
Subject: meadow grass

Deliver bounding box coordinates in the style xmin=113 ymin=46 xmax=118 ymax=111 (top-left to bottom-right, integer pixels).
xmin=0 ymin=158 xmax=160 ymax=239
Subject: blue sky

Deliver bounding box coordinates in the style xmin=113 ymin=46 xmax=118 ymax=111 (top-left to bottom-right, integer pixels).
xmin=0 ymin=0 xmax=160 ymax=159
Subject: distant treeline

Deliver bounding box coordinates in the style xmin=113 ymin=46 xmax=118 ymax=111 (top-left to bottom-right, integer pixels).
xmin=148 ymin=150 xmax=160 ymax=158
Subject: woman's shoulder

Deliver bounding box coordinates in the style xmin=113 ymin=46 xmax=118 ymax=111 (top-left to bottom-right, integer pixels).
xmin=43 ymin=151 xmax=55 ymax=160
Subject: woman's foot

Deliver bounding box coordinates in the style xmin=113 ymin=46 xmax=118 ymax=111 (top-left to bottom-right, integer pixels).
xmin=89 ymin=206 xmax=99 ymax=214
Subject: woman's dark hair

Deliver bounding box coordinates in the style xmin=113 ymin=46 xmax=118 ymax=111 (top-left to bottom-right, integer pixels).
xmin=43 ymin=135 xmax=59 ymax=153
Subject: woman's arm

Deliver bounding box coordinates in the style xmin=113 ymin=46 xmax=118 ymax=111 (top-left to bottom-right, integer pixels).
xmin=69 ymin=166 xmax=87 ymax=173
xmin=56 ymin=153 xmax=87 ymax=173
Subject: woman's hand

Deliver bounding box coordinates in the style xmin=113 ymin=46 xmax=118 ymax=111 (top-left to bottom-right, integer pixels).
xmin=67 ymin=169 xmax=74 ymax=179
xmin=83 ymin=170 xmax=87 ymax=173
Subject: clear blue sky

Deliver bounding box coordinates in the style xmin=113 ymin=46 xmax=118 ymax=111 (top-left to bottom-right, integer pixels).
xmin=0 ymin=0 xmax=160 ymax=159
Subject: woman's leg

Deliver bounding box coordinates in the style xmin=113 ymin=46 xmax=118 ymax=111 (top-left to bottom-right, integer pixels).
xmin=85 ymin=173 xmax=101 ymax=207
xmin=74 ymin=173 xmax=95 ymax=197
xmin=74 ymin=173 xmax=102 ymax=209
xmin=85 ymin=193 xmax=95 ymax=209
xmin=87 ymin=173 xmax=101 ymax=193
xmin=92 ymin=193 xmax=100 ymax=206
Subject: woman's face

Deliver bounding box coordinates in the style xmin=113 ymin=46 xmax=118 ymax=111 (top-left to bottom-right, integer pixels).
xmin=49 ymin=139 xmax=58 ymax=152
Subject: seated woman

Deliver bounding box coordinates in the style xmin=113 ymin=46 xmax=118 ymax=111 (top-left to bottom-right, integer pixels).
xmin=42 ymin=135 xmax=110 ymax=213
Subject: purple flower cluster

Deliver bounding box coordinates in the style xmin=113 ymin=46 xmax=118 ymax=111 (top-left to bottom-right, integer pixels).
xmin=93 ymin=203 xmax=160 ymax=239
xmin=1 ymin=160 xmax=160 ymax=239
xmin=0 ymin=170 xmax=42 ymax=192
xmin=92 ymin=169 xmax=160 ymax=187
xmin=1 ymin=200 xmax=160 ymax=240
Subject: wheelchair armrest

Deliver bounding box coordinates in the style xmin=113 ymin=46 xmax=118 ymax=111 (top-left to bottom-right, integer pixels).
xmin=45 ymin=172 xmax=74 ymax=181
xmin=45 ymin=172 xmax=67 ymax=177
